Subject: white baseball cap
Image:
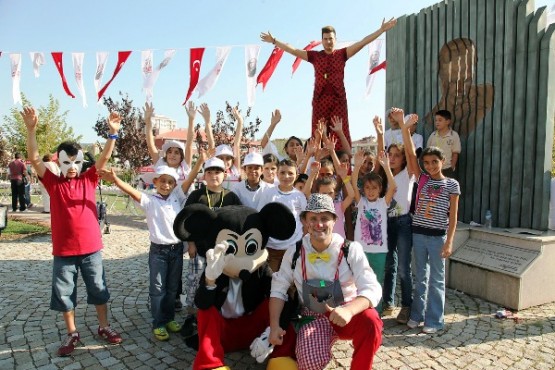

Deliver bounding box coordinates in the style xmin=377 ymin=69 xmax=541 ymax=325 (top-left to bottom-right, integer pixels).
xmin=142 ymin=165 xmax=179 ymax=184
xmin=215 ymin=144 xmax=234 ymax=158
xmin=204 ymin=157 xmax=226 ymax=171
xmin=242 ymin=152 xmax=264 ymax=167
xmin=161 ymin=140 xmax=185 ymax=157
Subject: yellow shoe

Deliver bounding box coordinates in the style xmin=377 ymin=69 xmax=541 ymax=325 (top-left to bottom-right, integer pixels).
xmin=153 ymin=327 xmax=169 ymax=341
xmin=212 ymin=367 xmax=231 ymax=370
xmin=165 ymin=320 xmax=182 ymax=333
xmin=267 ymin=356 xmax=298 ymax=370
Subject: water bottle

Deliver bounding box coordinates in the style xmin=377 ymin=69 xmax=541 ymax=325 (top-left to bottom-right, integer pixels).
xmin=485 ymin=210 xmax=492 ymax=229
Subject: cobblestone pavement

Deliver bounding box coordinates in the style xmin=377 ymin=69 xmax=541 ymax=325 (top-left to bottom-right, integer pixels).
xmin=1 ymin=213 xmax=555 ymax=369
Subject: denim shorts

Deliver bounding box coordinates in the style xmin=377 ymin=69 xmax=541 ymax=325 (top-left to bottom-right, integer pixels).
xmin=50 ymin=251 xmax=110 ymax=312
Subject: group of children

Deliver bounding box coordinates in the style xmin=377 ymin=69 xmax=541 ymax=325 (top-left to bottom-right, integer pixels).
xmin=21 ymin=98 xmax=461 ymax=364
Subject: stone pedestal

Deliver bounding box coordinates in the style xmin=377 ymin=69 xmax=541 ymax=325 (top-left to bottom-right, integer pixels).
xmin=448 ymin=224 xmax=555 ymax=310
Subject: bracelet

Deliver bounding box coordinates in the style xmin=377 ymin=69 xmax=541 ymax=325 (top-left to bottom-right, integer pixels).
xmin=272 ymin=37 xmax=276 ymax=45
xmin=343 ymin=176 xmax=351 ymax=184
xmin=108 ymin=133 xmax=119 ymax=140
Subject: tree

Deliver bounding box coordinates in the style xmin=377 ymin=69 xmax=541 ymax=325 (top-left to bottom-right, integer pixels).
xmin=94 ymin=92 xmax=150 ymax=170
xmin=0 ymin=127 xmax=9 ymax=168
xmin=195 ymin=101 xmax=261 ymax=153
xmin=1 ymin=94 xmax=81 ymax=156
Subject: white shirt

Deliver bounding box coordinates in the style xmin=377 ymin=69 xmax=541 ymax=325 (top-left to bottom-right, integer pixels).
xmin=138 ymin=186 xmax=187 ymax=245
xmin=270 ymin=234 xmax=382 ymax=308
xmin=354 ymin=197 xmax=389 ymax=254
xmin=232 ymin=179 xmax=270 ymax=209
xmin=389 ymin=168 xmax=416 ymax=217
xmin=385 ymin=129 xmax=423 ymax=150
xmin=257 ymin=186 xmax=307 ymax=250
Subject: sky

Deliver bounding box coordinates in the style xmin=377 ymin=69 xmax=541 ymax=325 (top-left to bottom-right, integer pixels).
xmin=0 ymin=0 xmax=553 ymax=144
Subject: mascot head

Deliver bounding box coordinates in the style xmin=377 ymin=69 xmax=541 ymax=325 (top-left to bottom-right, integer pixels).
xmin=174 ymin=203 xmax=296 ymax=279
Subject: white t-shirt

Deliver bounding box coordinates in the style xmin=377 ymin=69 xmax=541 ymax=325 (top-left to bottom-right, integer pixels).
xmin=232 ymin=179 xmax=270 ymax=210
xmin=257 ymin=186 xmax=307 ymax=250
xmin=388 ymin=168 xmax=416 ymax=217
xmin=385 ymin=129 xmax=423 ymax=150
xmin=138 ymin=186 xmax=187 ymax=245
xmin=354 ymin=197 xmax=388 ymax=254
xmin=223 ymin=165 xmax=241 ymax=191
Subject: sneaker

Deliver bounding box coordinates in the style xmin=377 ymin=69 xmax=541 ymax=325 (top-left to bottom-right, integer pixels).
xmin=396 ymin=307 xmax=411 ymax=324
xmin=165 ymin=320 xmax=182 ymax=333
xmin=153 ymin=326 xmax=170 ymax=341
xmin=97 ymin=326 xmax=122 ymax=344
xmin=57 ymin=332 xmax=81 ymax=356
xmin=407 ymin=319 xmax=420 ymax=329
xmin=422 ymin=326 xmax=440 ymax=334
xmin=382 ymin=305 xmax=395 ymax=316
xmin=175 ymin=298 xmax=183 ymax=311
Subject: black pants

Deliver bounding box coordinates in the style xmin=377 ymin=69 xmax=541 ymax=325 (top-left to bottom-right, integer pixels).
xmin=10 ymin=179 xmax=26 ymax=212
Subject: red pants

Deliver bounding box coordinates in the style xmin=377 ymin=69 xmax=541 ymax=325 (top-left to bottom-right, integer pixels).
xmin=283 ymin=307 xmax=382 ymax=370
xmin=193 ymin=299 xmax=296 ymax=370
xmin=311 ymin=95 xmax=351 ymax=151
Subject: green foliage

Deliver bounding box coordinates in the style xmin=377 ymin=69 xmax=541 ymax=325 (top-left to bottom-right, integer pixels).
xmin=1 ymin=94 xmax=81 ymax=157
xmin=94 ymin=92 xmax=150 ymax=170
xmin=194 ymin=101 xmax=261 ymax=152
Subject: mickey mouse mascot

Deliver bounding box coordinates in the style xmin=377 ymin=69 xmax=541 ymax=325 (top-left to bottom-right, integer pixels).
xmin=174 ymin=203 xmax=299 ymax=370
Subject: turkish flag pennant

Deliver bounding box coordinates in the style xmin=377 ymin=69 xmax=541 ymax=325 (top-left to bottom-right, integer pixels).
xmin=365 ymin=39 xmax=384 ymax=98
xmin=292 ymin=41 xmax=321 ymax=76
xmin=97 ymin=51 xmax=132 ymax=101
xmin=183 ymin=48 xmax=205 ymax=105
xmin=256 ymin=47 xmax=284 ymax=91
xmin=51 ymin=52 xmax=75 ymax=98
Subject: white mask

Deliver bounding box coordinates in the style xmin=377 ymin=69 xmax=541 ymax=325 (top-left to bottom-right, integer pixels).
xmin=58 ymin=150 xmax=84 ymax=177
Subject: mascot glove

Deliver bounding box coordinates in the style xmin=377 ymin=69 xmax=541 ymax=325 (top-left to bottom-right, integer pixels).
xmin=205 ymin=242 xmax=231 ymax=282
xmin=250 ymin=326 xmax=274 ymax=363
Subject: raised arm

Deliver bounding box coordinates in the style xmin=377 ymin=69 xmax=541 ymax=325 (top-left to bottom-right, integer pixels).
xmin=96 ymin=112 xmax=122 ymax=170
xmin=199 ymin=103 xmax=215 ymax=150
xmin=378 ymin=151 xmax=397 ymax=206
xmin=143 ymin=102 xmax=160 ymax=163
xmin=323 ymin=134 xmax=342 ymax=172
xmin=261 ymin=109 xmax=281 ymax=149
xmin=260 ymin=31 xmax=308 ymax=61
xmin=352 ymin=149 xmax=365 ymax=203
xmin=346 ymin=18 xmax=397 ymax=59
xmin=21 ymin=107 xmax=46 ymax=178
xmin=99 ymin=167 xmax=142 ymax=203
xmin=394 ymin=108 xmax=421 ymax=178
xmin=181 ymin=147 xmax=212 ymax=193
xmin=303 ymin=161 xmax=320 ymax=200
xmin=336 ymin=162 xmax=355 ymax=212
xmin=330 ymin=116 xmax=351 ymax=153
xmin=232 ymin=107 xmax=243 ymax=169
xmin=372 ymin=115 xmax=385 ymax=171
xmin=184 ymin=101 xmax=197 ymax=166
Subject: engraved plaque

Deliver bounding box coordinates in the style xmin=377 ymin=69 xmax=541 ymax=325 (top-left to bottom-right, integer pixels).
xmin=450 ymin=239 xmax=539 ymax=277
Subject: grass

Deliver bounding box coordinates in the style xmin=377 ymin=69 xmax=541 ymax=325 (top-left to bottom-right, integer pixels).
xmin=2 ymin=219 xmax=50 ymax=236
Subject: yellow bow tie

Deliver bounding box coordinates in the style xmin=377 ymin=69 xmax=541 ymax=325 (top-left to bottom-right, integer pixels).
xmin=308 ymin=252 xmax=331 ymax=264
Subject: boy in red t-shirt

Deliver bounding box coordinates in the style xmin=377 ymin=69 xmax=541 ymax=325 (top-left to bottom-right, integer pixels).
xmin=22 ymin=106 xmax=124 ymax=356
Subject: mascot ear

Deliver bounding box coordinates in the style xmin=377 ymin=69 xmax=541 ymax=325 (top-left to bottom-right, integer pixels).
xmin=259 ymin=202 xmax=296 ymax=241
xmin=173 ymin=204 xmax=217 ymax=240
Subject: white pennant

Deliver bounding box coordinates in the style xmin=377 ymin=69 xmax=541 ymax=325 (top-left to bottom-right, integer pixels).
xmin=244 ymin=45 xmax=261 ymax=107
xmin=10 ymin=54 xmax=22 ymax=105
xmin=29 ymin=52 xmax=45 ymax=78
xmin=365 ymin=39 xmax=384 ymax=98
xmin=94 ymin=52 xmax=109 ymax=104
xmin=196 ymin=46 xmax=231 ymax=98
xmin=142 ymin=49 xmax=175 ymax=102
xmin=72 ymin=52 xmax=87 ymax=108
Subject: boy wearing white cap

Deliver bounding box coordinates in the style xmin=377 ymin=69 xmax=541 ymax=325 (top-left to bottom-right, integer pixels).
xmin=100 ymin=155 xmax=206 ymax=342
xmin=232 ymin=152 xmax=271 ymax=209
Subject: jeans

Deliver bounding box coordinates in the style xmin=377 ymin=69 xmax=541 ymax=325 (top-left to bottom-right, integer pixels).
xmin=50 ymin=251 xmax=110 ymax=311
xmin=10 ymin=179 xmax=26 ymax=212
xmin=24 ymin=182 xmax=31 ymax=207
xmin=409 ymin=233 xmax=446 ymax=329
xmin=383 ymin=214 xmax=413 ymax=308
xmin=149 ymin=242 xmax=184 ymax=328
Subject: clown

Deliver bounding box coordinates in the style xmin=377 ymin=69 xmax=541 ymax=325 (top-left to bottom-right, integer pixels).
xmin=173 ymin=203 xmax=299 ymax=370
